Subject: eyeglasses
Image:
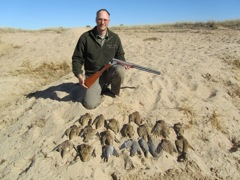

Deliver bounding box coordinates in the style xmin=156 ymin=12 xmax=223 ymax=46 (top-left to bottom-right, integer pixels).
xmin=97 ymin=18 xmax=109 ymax=23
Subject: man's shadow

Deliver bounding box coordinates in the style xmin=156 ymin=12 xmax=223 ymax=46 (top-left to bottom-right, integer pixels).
xmin=26 ymin=82 xmax=86 ymax=102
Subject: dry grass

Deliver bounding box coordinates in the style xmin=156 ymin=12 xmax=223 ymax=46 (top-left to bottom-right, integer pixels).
xmin=219 ymin=54 xmax=240 ymax=70
xmin=229 ymin=137 xmax=240 ymax=152
xmin=0 ymin=27 xmax=68 ymax=34
xmin=0 ymin=42 xmax=22 ymax=58
xmin=232 ymin=59 xmax=240 ymax=69
xmin=227 ymin=84 xmax=240 ymax=98
xmin=0 ymin=159 xmax=6 ymax=165
xmin=13 ymin=45 xmax=22 ymax=49
xmin=39 ymin=27 xmax=69 ymax=33
xmin=0 ymin=28 xmax=28 ymax=33
xmin=143 ymin=37 xmax=161 ymax=41
xmin=111 ymin=19 xmax=240 ymax=32
xmin=14 ymin=60 xmax=71 ymax=82
xmin=1 ymin=19 xmax=239 ymax=34
xmin=208 ymin=110 xmax=224 ymax=132
xmin=177 ymin=102 xmax=196 ymax=119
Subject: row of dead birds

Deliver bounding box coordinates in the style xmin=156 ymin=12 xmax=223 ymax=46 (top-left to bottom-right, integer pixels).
xmin=53 ymin=111 xmax=192 ymax=163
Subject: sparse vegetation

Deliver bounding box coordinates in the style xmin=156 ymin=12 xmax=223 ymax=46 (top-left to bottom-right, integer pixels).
xmin=208 ymin=110 xmax=224 ymax=132
xmin=0 ymin=27 xmax=69 ymax=33
xmin=13 ymin=60 xmax=71 ymax=85
xmin=219 ymin=54 xmax=240 ymax=70
xmin=39 ymin=27 xmax=68 ymax=33
xmin=35 ymin=118 xmax=46 ymax=128
xmin=13 ymin=45 xmax=22 ymax=49
xmin=229 ymin=137 xmax=240 ymax=152
xmin=232 ymin=59 xmax=240 ymax=69
xmin=143 ymin=37 xmax=161 ymax=41
xmin=177 ymin=102 xmax=196 ymax=119
xmin=0 ymin=42 xmax=22 ymax=58
xmin=110 ymin=19 xmax=240 ymax=32
xmin=227 ymin=84 xmax=240 ymax=98
xmin=0 ymin=28 xmax=28 ymax=33
xmin=0 ymin=159 xmax=6 ymax=165
xmin=1 ymin=19 xmax=239 ymax=34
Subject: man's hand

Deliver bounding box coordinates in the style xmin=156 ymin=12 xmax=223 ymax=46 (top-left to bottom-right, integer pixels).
xmin=78 ymin=74 xmax=88 ymax=89
xmin=124 ymin=65 xmax=132 ymax=70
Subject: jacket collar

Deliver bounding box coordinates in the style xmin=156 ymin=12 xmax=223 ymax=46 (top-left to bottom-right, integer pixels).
xmin=91 ymin=26 xmax=110 ymax=39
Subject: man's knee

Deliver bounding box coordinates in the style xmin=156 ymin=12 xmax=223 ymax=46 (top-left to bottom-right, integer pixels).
xmin=82 ymin=100 xmax=99 ymax=109
xmin=82 ymin=79 xmax=102 ymax=109
xmin=114 ymin=65 xmax=125 ymax=80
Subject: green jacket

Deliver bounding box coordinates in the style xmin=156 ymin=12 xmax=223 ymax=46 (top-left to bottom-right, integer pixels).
xmin=72 ymin=26 xmax=125 ymax=76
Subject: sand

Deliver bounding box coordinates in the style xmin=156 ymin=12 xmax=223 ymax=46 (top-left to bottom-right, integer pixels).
xmin=0 ymin=25 xmax=240 ymax=179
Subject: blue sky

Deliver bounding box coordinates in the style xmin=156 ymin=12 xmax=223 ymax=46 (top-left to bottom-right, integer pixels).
xmin=1 ymin=0 xmax=240 ymax=30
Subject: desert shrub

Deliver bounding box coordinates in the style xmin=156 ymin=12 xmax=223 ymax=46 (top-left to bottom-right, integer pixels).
xmin=15 ymin=60 xmax=71 ymax=81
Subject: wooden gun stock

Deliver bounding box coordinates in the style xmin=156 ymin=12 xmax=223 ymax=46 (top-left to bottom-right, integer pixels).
xmin=84 ymin=63 xmax=112 ymax=88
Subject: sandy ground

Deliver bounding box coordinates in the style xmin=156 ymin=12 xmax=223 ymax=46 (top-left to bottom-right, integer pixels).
xmin=0 ymin=25 xmax=240 ymax=179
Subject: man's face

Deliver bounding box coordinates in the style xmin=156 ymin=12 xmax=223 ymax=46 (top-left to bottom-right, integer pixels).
xmin=96 ymin=11 xmax=110 ymax=31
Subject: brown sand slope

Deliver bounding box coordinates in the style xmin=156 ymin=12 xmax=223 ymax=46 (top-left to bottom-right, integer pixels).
xmin=0 ymin=25 xmax=240 ymax=179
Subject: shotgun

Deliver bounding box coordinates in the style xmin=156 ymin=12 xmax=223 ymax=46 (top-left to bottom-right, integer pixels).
xmin=112 ymin=58 xmax=161 ymax=75
xmin=84 ymin=58 xmax=160 ymax=88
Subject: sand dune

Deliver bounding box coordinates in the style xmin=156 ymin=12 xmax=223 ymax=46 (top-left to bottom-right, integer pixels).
xmin=0 ymin=24 xmax=240 ymax=179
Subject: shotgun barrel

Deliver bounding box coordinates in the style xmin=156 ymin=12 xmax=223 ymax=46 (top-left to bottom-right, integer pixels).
xmin=112 ymin=58 xmax=161 ymax=75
